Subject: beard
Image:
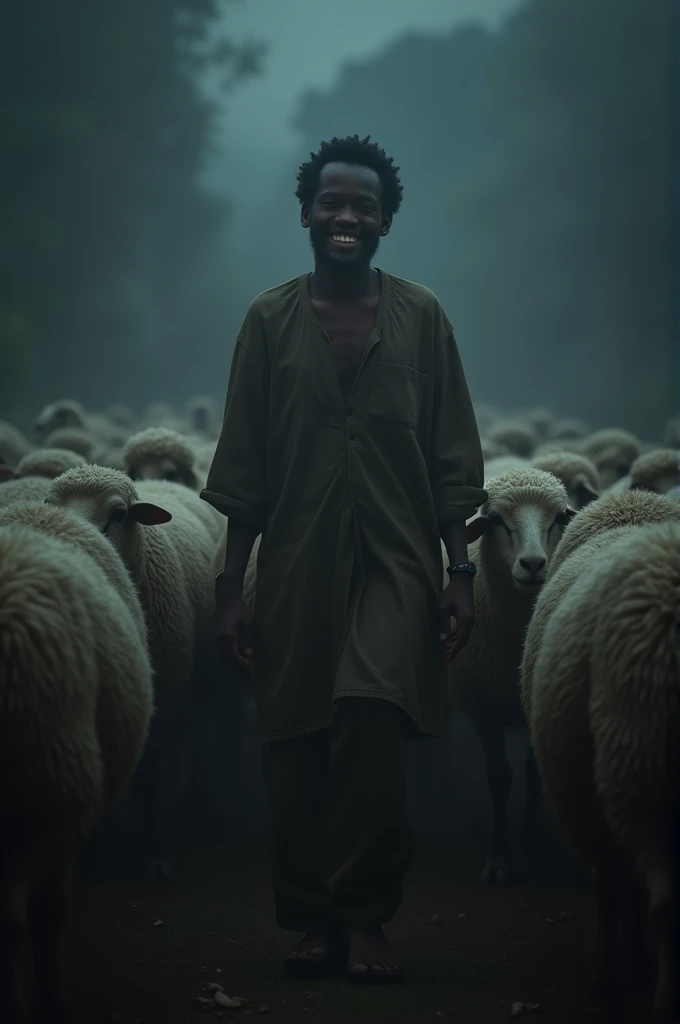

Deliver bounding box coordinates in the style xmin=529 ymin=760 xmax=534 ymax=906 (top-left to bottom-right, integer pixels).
xmin=308 ymin=223 xmax=381 ymax=271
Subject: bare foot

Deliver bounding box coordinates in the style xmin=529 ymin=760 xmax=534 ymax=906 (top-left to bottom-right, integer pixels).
xmin=346 ymin=926 xmax=404 ymax=982
xmin=283 ymin=928 xmax=343 ymax=977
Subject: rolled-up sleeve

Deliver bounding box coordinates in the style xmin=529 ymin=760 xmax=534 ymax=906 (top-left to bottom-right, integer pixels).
xmin=430 ymin=330 xmax=487 ymax=526
xmin=200 ymin=309 xmax=269 ymax=530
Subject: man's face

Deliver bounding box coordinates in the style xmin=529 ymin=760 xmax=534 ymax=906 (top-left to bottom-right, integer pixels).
xmin=301 ymin=162 xmax=392 ymax=271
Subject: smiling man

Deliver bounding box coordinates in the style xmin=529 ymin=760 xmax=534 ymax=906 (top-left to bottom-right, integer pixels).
xmin=202 ymin=135 xmax=486 ymax=983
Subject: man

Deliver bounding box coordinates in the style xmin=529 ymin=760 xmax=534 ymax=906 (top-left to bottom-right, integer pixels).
xmin=201 ymin=134 xmax=486 ymax=983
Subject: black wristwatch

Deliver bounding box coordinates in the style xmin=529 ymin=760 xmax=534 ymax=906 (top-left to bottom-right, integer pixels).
xmin=446 ymin=562 xmax=477 ymax=579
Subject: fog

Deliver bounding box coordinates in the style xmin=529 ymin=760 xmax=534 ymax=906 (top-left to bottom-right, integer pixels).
xmin=3 ymin=0 xmax=675 ymax=437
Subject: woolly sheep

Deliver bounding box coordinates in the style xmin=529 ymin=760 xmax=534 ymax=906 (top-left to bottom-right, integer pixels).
xmin=484 ymin=454 xmax=529 ymax=483
xmin=511 ymin=406 xmax=555 ymax=439
xmin=0 ymin=515 xmax=152 ymax=1021
xmin=0 ymin=420 xmax=33 ymax=467
xmin=581 ymin=427 xmax=642 ymax=490
xmin=15 ymin=447 xmax=87 ymax=479
xmin=549 ymin=417 xmax=589 ymax=441
xmin=524 ymin=522 xmax=680 ymax=1020
xmin=107 ymin=402 xmax=137 ymax=428
xmin=46 ymin=465 xmax=215 ymax=879
xmin=449 ymin=467 xmax=576 ymax=883
xmin=531 ymin=450 xmax=600 ymax=509
xmin=481 ymin=438 xmax=509 ymax=463
xmin=547 ymin=487 xmax=680 ymax=581
xmin=34 ymin=398 xmax=87 ymax=438
xmin=42 ymin=425 xmax=96 ymax=461
xmin=0 ymin=474 xmax=51 ymax=506
xmin=122 ymin=426 xmax=204 ymax=489
xmin=627 ymin=447 xmax=680 ymax=495
xmin=487 ymin=420 xmax=538 ymax=458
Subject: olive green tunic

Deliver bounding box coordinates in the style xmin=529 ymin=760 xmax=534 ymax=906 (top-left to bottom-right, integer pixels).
xmin=202 ymin=271 xmax=486 ymax=742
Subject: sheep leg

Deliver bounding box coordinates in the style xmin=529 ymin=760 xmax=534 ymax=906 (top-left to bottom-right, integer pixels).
xmin=28 ymin=869 xmax=70 ymax=1023
xmin=0 ymin=884 xmax=30 ymax=1024
xmin=469 ymin=714 xmax=513 ymax=884
xmin=520 ymin=745 xmax=542 ymax=878
xmin=634 ymin=846 xmax=678 ymax=1023
xmin=587 ymin=853 xmax=622 ymax=1021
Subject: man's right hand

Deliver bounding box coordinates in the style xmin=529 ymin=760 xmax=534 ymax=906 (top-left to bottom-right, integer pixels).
xmin=215 ymin=596 xmax=254 ymax=676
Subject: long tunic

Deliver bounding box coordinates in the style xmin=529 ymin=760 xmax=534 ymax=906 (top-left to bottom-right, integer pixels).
xmin=201 ymin=270 xmax=486 ymax=742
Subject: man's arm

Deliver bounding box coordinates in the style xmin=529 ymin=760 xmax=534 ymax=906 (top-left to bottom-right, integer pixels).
xmin=430 ymin=329 xmax=487 ymax=541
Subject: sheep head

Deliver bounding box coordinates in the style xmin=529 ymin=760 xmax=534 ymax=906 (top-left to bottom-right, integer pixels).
xmin=122 ymin=427 xmax=199 ymax=489
xmin=34 ymin=399 xmax=86 ymax=439
xmin=467 ymin=468 xmax=576 ymax=597
xmin=46 ymin=465 xmax=172 ymax=577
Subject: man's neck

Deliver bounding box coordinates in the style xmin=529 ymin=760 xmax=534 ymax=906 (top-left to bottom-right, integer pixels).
xmin=310 ymin=263 xmax=379 ymax=303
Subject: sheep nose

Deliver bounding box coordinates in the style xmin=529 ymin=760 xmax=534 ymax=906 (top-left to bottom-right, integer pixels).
xmin=520 ymin=555 xmax=547 ymax=576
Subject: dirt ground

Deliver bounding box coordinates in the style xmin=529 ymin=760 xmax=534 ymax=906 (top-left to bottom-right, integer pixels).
xmin=62 ymin=836 xmax=601 ymax=1024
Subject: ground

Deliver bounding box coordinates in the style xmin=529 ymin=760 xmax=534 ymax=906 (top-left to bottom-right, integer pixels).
xmin=62 ymin=838 xmax=599 ymax=1024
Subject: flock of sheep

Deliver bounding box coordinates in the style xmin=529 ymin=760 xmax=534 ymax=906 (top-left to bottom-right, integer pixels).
xmin=0 ymin=396 xmax=679 ymax=1022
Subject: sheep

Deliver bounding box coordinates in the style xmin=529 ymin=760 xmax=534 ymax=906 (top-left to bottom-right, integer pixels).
xmin=511 ymin=406 xmax=555 ymax=439
xmin=487 ymin=420 xmax=538 ymax=458
xmin=523 ymin=521 xmax=680 ymax=1021
xmin=107 ymin=402 xmax=137 ymax=429
xmin=663 ymin=415 xmax=680 ymax=448
xmin=481 ymin=438 xmax=509 ymax=463
xmin=449 ymin=467 xmax=576 ymax=884
xmin=46 ymin=465 xmax=215 ymax=879
xmin=484 ymin=454 xmax=529 ymax=482
xmin=547 ymin=487 xmax=680 ymax=582
xmin=185 ymin=395 xmax=220 ymax=439
xmin=15 ymin=447 xmax=87 ymax=479
xmin=34 ymin=398 xmax=87 ymax=439
xmin=0 ymin=474 xmax=51 ymax=507
xmin=581 ymin=427 xmax=643 ymax=490
xmin=122 ymin=426 xmax=203 ymax=489
xmin=549 ymin=417 xmax=590 ymax=441
xmin=0 ymin=513 xmax=152 ymax=1022
xmin=42 ymin=426 xmax=96 ymax=461
xmin=531 ymin=450 xmax=600 ymax=509
xmin=0 ymin=420 xmax=33 ymax=467
xmin=627 ymin=448 xmax=680 ymax=496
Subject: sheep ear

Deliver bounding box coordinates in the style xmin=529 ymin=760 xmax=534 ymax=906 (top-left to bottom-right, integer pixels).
xmin=0 ymin=464 xmax=17 ymax=483
xmin=128 ymin=501 xmax=172 ymax=525
xmin=467 ymin=515 xmax=490 ymax=544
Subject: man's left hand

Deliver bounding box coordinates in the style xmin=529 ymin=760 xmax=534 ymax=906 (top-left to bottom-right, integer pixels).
xmin=439 ymin=573 xmax=475 ymax=662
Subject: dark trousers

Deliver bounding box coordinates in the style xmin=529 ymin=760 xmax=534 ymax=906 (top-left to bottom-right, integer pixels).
xmin=261 ymin=697 xmax=417 ymax=931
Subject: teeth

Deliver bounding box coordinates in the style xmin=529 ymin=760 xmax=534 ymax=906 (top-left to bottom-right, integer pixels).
xmin=332 ymin=234 xmax=357 ymax=243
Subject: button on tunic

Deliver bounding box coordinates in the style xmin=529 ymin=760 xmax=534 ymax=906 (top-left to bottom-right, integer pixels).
xmin=202 ymin=271 xmax=486 ymax=742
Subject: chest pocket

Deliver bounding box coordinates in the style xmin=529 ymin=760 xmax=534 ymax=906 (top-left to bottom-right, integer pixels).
xmin=367 ymin=361 xmax=428 ymax=430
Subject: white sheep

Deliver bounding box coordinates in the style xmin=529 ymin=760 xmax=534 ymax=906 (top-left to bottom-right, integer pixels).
xmin=0 ymin=472 xmax=51 ymax=506
xmin=523 ymin=520 xmax=680 ymax=1021
xmin=46 ymin=465 xmax=215 ymax=879
xmin=627 ymin=448 xmax=680 ymax=496
xmin=449 ymin=467 xmax=576 ymax=884
xmin=581 ymin=427 xmax=643 ymax=490
xmin=530 ymin=449 xmax=601 ymax=509
xmin=0 ymin=509 xmax=152 ymax=1021
xmin=548 ymin=417 xmax=589 ymax=442
xmin=122 ymin=426 xmax=205 ymax=489
xmin=487 ymin=420 xmax=538 ymax=458
xmin=0 ymin=419 xmax=33 ymax=467
xmin=15 ymin=447 xmax=87 ymax=479
xmin=42 ymin=425 xmax=96 ymax=461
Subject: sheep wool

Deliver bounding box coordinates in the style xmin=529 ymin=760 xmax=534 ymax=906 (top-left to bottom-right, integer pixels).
xmin=628 ymin=447 xmax=680 ymax=495
xmin=530 ymin=450 xmax=600 ymax=509
xmin=16 ymin=447 xmax=87 ymax=479
xmin=526 ymin=522 xmax=680 ymax=1020
xmin=0 ymin=521 xmax=152 ymax=1019
xmin=43 ymin=425 xmax=96 ymax=460
xmin=487 ymin=420 xmax=538 ymax=458
xmin=0 ymin=475 xmax=51 ymax=507
xmin=122 ymin=426 xmax=202 ymax=489
xmin=581 ymin=427 xmax=642 ymax=489
xmin=0 ymin=419 xmax=33 ymax=467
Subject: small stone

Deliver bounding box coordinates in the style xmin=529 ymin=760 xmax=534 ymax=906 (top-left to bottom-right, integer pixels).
xmin=153 ymin=918 xmax=163 ymax=927
xmin=545 ymin=918 xmax=555 ymax=924
xmin=429 ymin=913 xmax=444 ymax=925
xmin=457 ymin=913 xmax=466 ymax=919
xmin=259 ymin=1006 xmax=272 ymax=1014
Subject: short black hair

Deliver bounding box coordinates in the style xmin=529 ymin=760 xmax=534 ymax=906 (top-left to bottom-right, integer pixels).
xmin=295 ymin=135 xmax=403 ymax=218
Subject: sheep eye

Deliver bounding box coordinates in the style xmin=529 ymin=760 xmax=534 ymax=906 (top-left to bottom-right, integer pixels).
xmin=487 ymin=512 xmax=504 ymax=527
xmin=554 ymin=511 xmax=570 ymax=527
xmin=103 ymin=506 xmax=127 ymax=534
